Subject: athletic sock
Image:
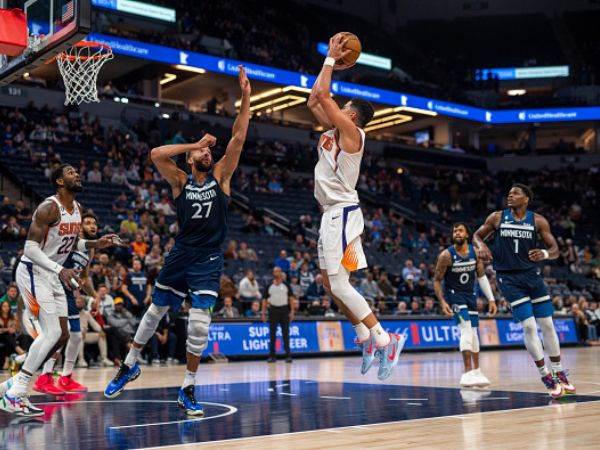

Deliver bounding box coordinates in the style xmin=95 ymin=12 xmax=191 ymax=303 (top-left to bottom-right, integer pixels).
xmin=15 ymin=353 xmax=27 ymax=364
xmin=42 ymin=358 xmax=57 ymax=375
xmin=124 ymin=347 xmax=142 ymax=368
xmin=7 ymin=371 xmax=32 ymax=396
xmin=550 ymin=361 xmax=564 ymax=373
xmin=538 ymin=364 xmax=550 ymax=377
xmin=370 ymin=323 xmax=391 ymax=347
xmin=354 ymin=323 xmax=370 ymax=343
xmin=182 ymin=370 xmax=196 ymax=389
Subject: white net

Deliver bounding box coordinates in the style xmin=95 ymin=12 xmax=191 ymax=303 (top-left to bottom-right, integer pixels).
xmin=56 ymin=42 xmax=113 ymax=105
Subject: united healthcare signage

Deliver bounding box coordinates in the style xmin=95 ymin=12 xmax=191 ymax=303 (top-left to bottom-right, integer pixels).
xmin=204 ymin=317 xmax=578 ymax=356
xmin=87 ymin=33 xmax=600 ymax=125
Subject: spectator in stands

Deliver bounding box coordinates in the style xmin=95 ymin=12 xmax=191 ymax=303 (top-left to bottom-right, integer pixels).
xmin=148 ymin=315 xmax=177 ymax=364
xmin=410 ymin=300 xmax=421 ymax=315
xmin=216 ymin=296 xmax=241 ymax=319
xmin=1 ymin=216 xmax=23 ymax=241
xmin=397 ymin=274 xmax=416 ymax=303
xmin=263 ymin=216 xmax=275 ymax=236
xmin=322 ymin=298 xmax=336 ymax=317
xmin=360 ymin=272 xmax=382 ymax=302
xmin=395 ymin=301 xmax=409 ymax=316
xmin=307 ymin=300 xmax=324 ymax=316
xmin=298 ymin=262 xmax=314 ymax=296
xmin=154 ymin=195 xmax=176 ymax=216
xmin=121 ymin=259 xmax=151 ymax=316
xmin=106 ymin=297 xmax=137 ymax=361
xmin=415 ymin=278 xmax=434 ymax=299
xmin=14 ymin=200 xmax=31 ymax=224
xmin=245 ymin=300 xmax=261 ymax=318
xmin=422 ymin=298 xmax=438 ymax=315
xmin=0 ymin=197 xmax=16 ymax=220
xmin=87 ymin=161 xmax=102 ymax=183
xmin=78 ymin=296 xmax=112 ymax=367
xmin=238 ymin=270 xmax=262 ymax=305
xmin=376 ymin=300 xmax=388 ymax=317
xmin=224 ymin=240 xmax=239 ymax=260
xmin=0 ymin=284 xmax=19 ymax=312
xmin=263 ymin=266 xmax=292 ymax=363
xmin=89 ymin=284 xmax=115 ymax=318
xmin=377 ymin=273 xmax=396 ymax=300
xmin=114 ymin=194 xmax=131 ymax=219
xmin=220 ymin=275 xmax=238 ymax=300
xmin=145 ymin=245 xmax=164 ymax=274
xmin=571 ymin=303 xmax=590 ymax=343
xmin=402 ymin=259 xmax=421 ymax=281
xmin=289 ymin=276 xmax=303 ymax=300
xmin=306 ymin=274 xmax=326 ymax=302
xmin=0 ymin=300 xmax=17 ymax=370
xmin=274 ymin=250 xmax=291 ymax=272
xmin=131 ymin=232 xmax=149 ymax=258
xmin=238 ymin=241 xmax=258 ymax=262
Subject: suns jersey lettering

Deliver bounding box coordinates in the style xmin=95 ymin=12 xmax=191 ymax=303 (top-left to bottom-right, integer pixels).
xmin=22 ymin=196 xmax=82 ymax=268
xmin=314 ymin=128 xmax=365 ymax=208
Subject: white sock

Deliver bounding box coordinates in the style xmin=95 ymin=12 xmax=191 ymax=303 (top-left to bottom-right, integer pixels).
xmin=538 ymin=364 xmax=550 ymax=377
xmin=62 ymin=332 xmax=82 ymax=377
xmin=7 ymin=371 xmax=32 ymax=396
xmin=42 ymin=358 xmax=57 ymax=375
xmin=370 ymin=323 xmax=390 ymax=347
xmin=354 ymin=323 xmax=370 ymax=343
xmin=182 ymin=370 xmax=196 ymax=389
xmin=550 ymin=361 xmax=563 ymax=373
xmin=15 ymin=353 xmax=27 ymax=364
xmin=124 ymin=347 xmax=142 ymax=368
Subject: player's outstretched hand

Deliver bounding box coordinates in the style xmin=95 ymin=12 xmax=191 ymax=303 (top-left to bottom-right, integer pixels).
xmin=528 ymin=249 xmax=546 ymax=262
xmin=59 ymin=267 xmax=82 ymax=291
xmin=488 ymin=301 xmax=497 ymax=317
xmin=197 ymin=133 xmax=217 ymax=149
xmin=475 ymin=244 xmax=493 ymax=263
xmin=97 ymin=234 xmax=125 ymax=248
xmin=238 ymin=65 xmax=251 ymax=96
xmin=328 ymin=33 xmax=354 ymax=71
xmin=440 ymin=301 xmax=453 ymax=317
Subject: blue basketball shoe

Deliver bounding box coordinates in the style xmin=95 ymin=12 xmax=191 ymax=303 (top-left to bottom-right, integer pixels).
xmin=104 ymin=363 xmax=141 ymax=399
xmin=359 ymin=335 xmax=377 ymax=375
xmin=377 ymin=333 xmax=405 ymax=381
xmin=177 ymin=385 xmax=204 ymax=416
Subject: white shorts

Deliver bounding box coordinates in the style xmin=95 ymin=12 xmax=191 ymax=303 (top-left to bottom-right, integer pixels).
xmin=16 ymin=261 xmax=68 ymax=318
xmin=318 ymin=204 xmax=367 ymax=276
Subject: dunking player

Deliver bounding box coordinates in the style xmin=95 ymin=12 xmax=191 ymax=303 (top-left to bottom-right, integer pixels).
xmin=104 ymin=66 xmax=251 ymax=415
xmin=433 ymin=222 xmax=497 ymax=388
xmin=307 ymin=33 xmax=404 ymax=380
xmin=473 ymin=184 xmax=576 ymax=397
xmin=32 ymin=212 xmax=100 ymax=394
xmin=0 ymin=165 xmax=119 ymax=417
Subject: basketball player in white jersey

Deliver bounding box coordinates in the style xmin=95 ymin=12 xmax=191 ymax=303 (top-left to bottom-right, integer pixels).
xmin=307 ymin=33 xmax=404 ymax=380
xmin=0 ymin=164 xmax=117 ymax=417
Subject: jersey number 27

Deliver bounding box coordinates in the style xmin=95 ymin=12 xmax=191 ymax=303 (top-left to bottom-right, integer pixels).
xmin=191 ymin=201 xmax=213 ymax=219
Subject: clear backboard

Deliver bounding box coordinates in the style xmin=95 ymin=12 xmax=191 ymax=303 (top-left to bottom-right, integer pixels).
xmin=0 ymin=0 xmax=90 ymax=85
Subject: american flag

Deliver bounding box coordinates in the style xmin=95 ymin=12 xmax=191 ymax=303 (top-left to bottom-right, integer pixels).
xmin=62 ymin=1 xmax=74 ymax=23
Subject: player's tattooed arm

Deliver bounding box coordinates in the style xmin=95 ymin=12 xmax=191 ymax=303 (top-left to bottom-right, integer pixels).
xmin=215 ymin=66 xmax=251 ymax=196
xmin=530 ymin=213 xmax=559 ymax=261
xmin=25 ymin=200 xmax=81 ymax=288
xmin=314 ymin=34 xmax=362 ymax=153
xmin=433 ymin=250 xmax=453 ymax=317
xmin=473 ymin=211 xmax=501 ymax=263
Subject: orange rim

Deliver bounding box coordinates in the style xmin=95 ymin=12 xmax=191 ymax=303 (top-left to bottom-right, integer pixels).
xmin=55 ymin=41 xmax=113 ymax=62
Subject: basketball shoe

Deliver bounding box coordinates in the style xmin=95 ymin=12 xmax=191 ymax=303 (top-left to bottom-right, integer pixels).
xmin=104 ymin=363 xmax=141 ymax=399
xmin=177 ymin=385 xmax=204 ymax=416
xmin=554 ymin=370 xmax=575 ymax=395
xmin=377 ymin=333 xmax=405 ymax=381
xmin=541 ymin=373 xmax=563 ymax=398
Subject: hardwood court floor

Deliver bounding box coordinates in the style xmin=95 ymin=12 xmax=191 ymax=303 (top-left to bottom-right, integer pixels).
xmin=1 ymin=346 xmax=599 ymax=449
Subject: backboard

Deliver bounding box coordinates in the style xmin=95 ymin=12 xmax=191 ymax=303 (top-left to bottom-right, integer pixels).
xmin=0 ymin=0 xmax=90 ymax=85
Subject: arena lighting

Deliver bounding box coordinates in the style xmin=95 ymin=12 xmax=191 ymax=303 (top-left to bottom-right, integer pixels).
xmin=161 ymin=113 xmax=170 ymax=119
xmin=396 ymin=167 xmax=404 ymax=174
xmin=364 ymin=116 xmax=412 ymax=132
xmin=159 ymin=73 xmax=177 ymax=85
xmin=91 ymin=0 xmax=176 ymax=23
xmin=249 ymin=95 xmax=305 ymax=113
xmin=367 ymin=113 xmax=412 ymax=127
xmin=373 ymin=106 xmax=437 ymax=117
xmin=173 ymin=64 xmax=206 ymax=74
xmin=507 ymin=89 xmax=527 ymax=96
xmin=235 ymin=85 xmax=313 ymax=108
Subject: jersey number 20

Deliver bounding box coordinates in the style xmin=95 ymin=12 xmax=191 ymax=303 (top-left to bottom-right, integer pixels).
xmin=191 ymin=201 xmax=213 ymax=219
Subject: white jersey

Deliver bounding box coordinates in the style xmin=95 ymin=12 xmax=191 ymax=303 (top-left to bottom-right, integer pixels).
xmin=314 ymin=128 xmax=365 ymax=209
xmin=21 ymin=195 xmax=82 ymax=269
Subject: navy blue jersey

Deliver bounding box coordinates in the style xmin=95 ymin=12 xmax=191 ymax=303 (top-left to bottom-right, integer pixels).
xmin=174 ymin=174 xmax=229 ymax=250
xmin=63 ymin=249 xmax=90 ymax=274
xmin=492 ymin=209 xmax=538 ymax=272
xmin=444 ymin=244 xmax=477 ymax=296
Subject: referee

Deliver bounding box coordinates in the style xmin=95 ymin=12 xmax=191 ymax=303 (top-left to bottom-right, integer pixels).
xmin=262 ymin=267 xmax=293 ymax=363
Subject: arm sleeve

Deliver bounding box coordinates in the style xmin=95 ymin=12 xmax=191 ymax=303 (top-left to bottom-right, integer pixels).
xmin=477 ymin=275 xmax=495 ymax=302
xmin=24 ymin=240 xmax=63 ymax=274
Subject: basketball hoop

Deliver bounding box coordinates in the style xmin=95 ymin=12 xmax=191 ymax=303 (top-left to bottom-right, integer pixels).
xmin=56 ymin=41 xmax=113 ymax=105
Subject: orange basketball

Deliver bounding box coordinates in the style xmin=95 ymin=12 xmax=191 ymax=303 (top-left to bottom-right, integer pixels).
xmin=340 ymin=32 xmax=361 ymax=66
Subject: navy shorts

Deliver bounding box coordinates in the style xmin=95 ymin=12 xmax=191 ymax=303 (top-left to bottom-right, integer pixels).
xmin=153 ymin=245 xmax=223 ymax=312
xmin=65 ymin=290 xmax=81 ymax=332
xmin=447 ymin=292 xmax=479 ymax=327
xmin=496 ymin=268 xmax=552 ymax=322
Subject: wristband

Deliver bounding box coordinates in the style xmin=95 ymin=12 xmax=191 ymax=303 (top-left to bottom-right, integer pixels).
xmin=323 ymin=57 xmax=336 ymax=67
xmin=541 ymin=249 xmax=549 ymax=259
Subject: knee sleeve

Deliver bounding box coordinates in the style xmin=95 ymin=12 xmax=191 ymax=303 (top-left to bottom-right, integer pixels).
xmin=537 ymin=316 xmax=561 ymax=357
xmin=22 ymin=311 xmax=62 ymax=374
xmin=522 ymin=317 xmax=544 ymax=361
xmin=134 ymin=303 xmax=169 ymax=345
xmin=329 ymin=267 xmax=372 ymax=321
xmin=458 ymin=321 xmax=473 ymax=352
xmin=186 ymin=308 xmax=211 ymax=356
xmin=471 ymin=326 xmax=480 ymax=353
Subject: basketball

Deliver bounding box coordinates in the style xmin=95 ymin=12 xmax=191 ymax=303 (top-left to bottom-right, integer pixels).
xmin=340 ymin=32 xmax=361 ymax=66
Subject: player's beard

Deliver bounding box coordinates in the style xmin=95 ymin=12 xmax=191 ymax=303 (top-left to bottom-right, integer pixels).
xmin=453 ymin=237 xmax=466 ymax=246
xmin=66 ymin=181 xmax=83 ymax=193
xmin=193 ymin=159 xmax=213 ymax=173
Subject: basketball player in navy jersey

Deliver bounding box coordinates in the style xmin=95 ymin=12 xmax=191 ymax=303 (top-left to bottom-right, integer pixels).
xmin=104 ymin=66 xmax=252 ymax=415
xmin=434 ymin=223 xmax=497 ymax=388
xmin=473 ymin=184 xmax=575 ymax=397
